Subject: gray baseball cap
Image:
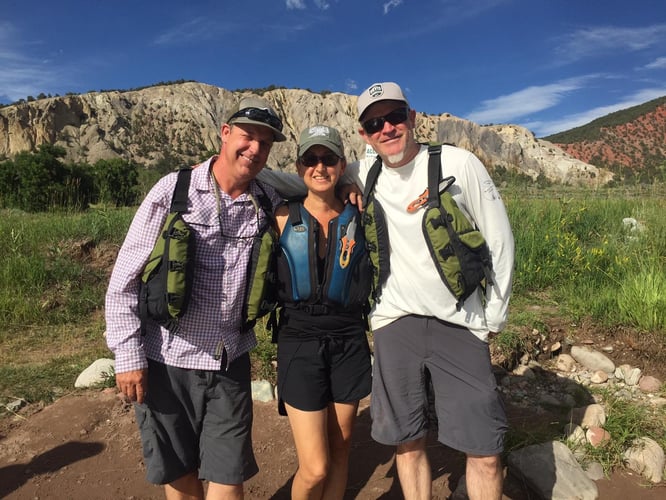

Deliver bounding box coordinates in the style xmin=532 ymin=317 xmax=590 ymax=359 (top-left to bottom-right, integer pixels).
xmin=226 ymin=96 xmax=286 ymax=142
xmin=297 ymin=124 xmax=344 ymax=158
xmin=357 ymin=82 xmax=409 ymax=120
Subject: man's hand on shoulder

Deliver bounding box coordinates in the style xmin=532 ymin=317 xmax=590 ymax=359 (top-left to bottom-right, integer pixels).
xmin=338 ymin=183 xmax=364 ymax=211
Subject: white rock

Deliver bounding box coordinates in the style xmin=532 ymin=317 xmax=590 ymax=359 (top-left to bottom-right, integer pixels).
xmin=618 ymin=364 xmax=642 ymax=386
xmin=563 ymin=423 xmax=586 ymax=447
xmin=584 ymin=461 xmax=605 ymax=481
xmin=623 ymin=437 xmax=665 ymax=483
xmin=513 ymin=365 xmax=535 ymax=378
xmin=570 ymin=345 xmax=615 ymax=373
xmin=251 ymin=380 xmax=274 ymax=402
xmin=590 ymin=370 xmax=608 ymax=384
xmin=74 ymin=358 xmax=115 ymax=388
xmin=555 ymin=354 xmax=576 ymax=372
xmin=569 ymin=403 xmax=606 ymax=429
xmin=507 ymin=441 xmax=598 ymax=500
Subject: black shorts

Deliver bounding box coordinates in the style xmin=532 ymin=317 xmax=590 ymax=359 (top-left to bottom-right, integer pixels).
xmin=277 ymin=331 xmax=372 ymax=415
xmin=371 ymin=315 xmax=507 ymax=455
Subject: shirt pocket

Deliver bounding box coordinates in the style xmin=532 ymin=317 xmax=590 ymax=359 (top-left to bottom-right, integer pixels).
xmin=183 ymin=210 xmax=225 ymax=272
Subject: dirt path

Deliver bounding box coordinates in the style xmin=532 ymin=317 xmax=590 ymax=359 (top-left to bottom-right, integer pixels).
xmin=1 ymin=389 xmax=663 ymax=499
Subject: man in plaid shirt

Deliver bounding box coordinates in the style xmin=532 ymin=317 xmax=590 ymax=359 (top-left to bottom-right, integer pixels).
xmin=105 ymin=96 xmax=285 ymax=500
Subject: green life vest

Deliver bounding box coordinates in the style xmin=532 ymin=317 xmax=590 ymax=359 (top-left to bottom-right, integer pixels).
xmin=362 ymin=144 xmax=493 ymax=310
xmin=139 ymin=168 xmax=195 ymax=332
xmin=242 ymin=189 xmax=279 ymax=332
xmin=139 ymin=169 xmax=277 ymax=333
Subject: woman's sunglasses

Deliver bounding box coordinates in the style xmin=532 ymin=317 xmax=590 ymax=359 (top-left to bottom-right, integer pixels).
xmin=299 ymin=153 xmax=340 ymax=167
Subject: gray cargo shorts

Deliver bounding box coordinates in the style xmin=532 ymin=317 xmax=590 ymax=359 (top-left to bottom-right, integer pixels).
xmin=370 ymin=315 xmax=507 ymax=455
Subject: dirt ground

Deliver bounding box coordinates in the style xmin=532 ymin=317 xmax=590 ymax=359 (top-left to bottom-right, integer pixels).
xmin=1 ymin=313 xmax=664 ymax=499
xmin=0 ymin=388 xmax=664 ymax=500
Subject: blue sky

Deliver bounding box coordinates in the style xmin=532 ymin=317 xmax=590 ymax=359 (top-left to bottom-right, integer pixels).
xmin=2 ymin=0 xmax=665 ymax=137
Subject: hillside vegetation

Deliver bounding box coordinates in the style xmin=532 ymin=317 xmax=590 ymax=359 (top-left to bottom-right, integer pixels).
xmin=545 ymin=96 xmax=666 ymax=181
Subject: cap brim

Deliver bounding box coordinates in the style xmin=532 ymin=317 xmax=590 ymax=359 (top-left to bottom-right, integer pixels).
xmin=230 ymin=117 xmax=286 ymax=142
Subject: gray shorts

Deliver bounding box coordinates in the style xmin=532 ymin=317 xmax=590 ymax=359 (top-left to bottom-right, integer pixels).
xmin=371 ymin=315 xmax=507 ymax=455
xmin=134 ymin=355 xmax=258 ymax=485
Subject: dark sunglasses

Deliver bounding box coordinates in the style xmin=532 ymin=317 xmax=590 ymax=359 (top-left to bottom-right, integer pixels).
xmin=300 ymin=153 xmax=340 ymax=167
xmin=361 ymin=107 xmax=410 ymax=134
xmin=229 ymin=107 xmax=284 ymax=132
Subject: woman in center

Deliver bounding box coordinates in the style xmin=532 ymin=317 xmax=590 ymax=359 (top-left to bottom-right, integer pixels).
xmin=274 ymin=125 xmax=372 ymax=499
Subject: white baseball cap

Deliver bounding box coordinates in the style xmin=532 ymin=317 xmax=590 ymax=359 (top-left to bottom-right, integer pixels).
xmin=357 ymin=82 xmax=409 ymax=120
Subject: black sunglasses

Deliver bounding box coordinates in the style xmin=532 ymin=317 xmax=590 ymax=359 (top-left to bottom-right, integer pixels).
xmin=361 ymin=107 xmax=410 ymax=134
xmin=300 ymin=153 xmax=340 ymax=167
xmin=229 ymin=107 xmax=284 ymax=132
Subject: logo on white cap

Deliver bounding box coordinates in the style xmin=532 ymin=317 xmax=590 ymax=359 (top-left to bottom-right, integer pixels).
xmin=368 ymin=84 xmax=384 ymax=98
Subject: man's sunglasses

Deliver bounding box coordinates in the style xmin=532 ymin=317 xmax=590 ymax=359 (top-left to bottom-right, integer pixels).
xmin=361 ymin=107 xmax=410 ymax=134
xmin=300 ymin=153 xmax=340 ymax=167
xmin=229 ymin=107 xmax=284 ymax=132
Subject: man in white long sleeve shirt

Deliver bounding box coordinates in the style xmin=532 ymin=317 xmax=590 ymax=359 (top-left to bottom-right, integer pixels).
xmin=349 ymin=82 xmax=514 ymax=500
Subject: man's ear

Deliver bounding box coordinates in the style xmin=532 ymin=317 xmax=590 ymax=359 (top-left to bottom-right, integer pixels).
xmin=220 ymin=123 xmax=231 ymax=144
xmin=358 ymin=127 xmax=369 ymax=143
xmin=408 ymin=108 xmax=417 ymax=127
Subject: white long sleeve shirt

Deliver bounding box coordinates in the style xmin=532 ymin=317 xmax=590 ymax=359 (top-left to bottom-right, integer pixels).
xmin=346 ymin=144 xmax=514 ymax=340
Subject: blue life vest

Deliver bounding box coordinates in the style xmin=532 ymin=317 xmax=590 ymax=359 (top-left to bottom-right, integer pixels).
xmin=277 ymin=202 xmax=371 ymax=311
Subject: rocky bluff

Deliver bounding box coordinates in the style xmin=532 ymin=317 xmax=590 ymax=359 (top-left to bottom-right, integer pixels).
xmin=0 ymin=82 xmax=611 ymax=186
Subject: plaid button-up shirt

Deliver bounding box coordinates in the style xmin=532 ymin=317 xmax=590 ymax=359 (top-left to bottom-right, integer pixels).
xmin=105 ymin=157 xmax=281 ymax=373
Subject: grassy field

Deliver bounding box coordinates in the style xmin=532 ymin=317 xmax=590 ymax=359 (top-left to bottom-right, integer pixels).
xmin=1 ymin=185 xmax=664 ymax=470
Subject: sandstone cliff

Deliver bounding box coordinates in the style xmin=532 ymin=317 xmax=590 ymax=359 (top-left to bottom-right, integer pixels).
xmin=437 ymin=116 xmax=612 ymax=185
xmin=0 ymin=82 xmax=610 ymax=186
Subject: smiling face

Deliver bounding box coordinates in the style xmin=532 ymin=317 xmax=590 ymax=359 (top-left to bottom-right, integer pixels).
xmin=358 ymin=100 xmax=420 ymax=168
xmin=219 ymin=122 xmax=274 ymax=185
xmin=297 ymin=144 xmax=346 ymax=195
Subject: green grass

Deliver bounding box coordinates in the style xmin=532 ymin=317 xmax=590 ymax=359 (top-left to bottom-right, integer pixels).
xmin=504 ymin=187 xmax=666 ymax=332
xmin=0 ymin=187 xmax=664 ymax=476
xmin=576 ymin=389 xmax=666 ymax=475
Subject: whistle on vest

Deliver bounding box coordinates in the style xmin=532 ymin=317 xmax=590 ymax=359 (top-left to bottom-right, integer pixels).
xmin=407 ymin=188 xmax=429 ymax=213
xmin=407 ymin=177 xmax=457 ymax=214
xmin=338 ymin=218 xmax=357 ymax=268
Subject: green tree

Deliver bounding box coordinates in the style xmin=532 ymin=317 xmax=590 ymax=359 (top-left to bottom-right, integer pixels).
xmin=14 ymin=144 xmax=68 ymax=211
xmin=0 ymin=158 xmax=20 ymax=207
xmin=9 ymin=144 xmax=96 ymax=211
xmin=94 ymin=158 xmax=139 ymax=207
xmin=62 ymin=162 xmax=97 ymax=209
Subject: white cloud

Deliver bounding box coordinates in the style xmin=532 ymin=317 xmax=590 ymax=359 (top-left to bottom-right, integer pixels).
xmin=286 ymin=0 xmax=330 ymax=9
xmin=345 ymin=79 xmax=358 ymax=92
xmin=466 ymin=76 xmax=594 ymax=124
xmin=0 ymin=22 xmax=63 ymax=102
xmin=286 ymin=0 xmax=306 ymax=9
xmin=530 ymin=87 xmax=666 ymax=137
xmin=153 ymin=17 xmax=219 ymax=46
xmin=644 ymin=57 xmax=666 ymax=70
xmin=554 ymin=24 xmax=666 ymax=63
xmin=383 ymin=0 xmax=403 ymax=14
